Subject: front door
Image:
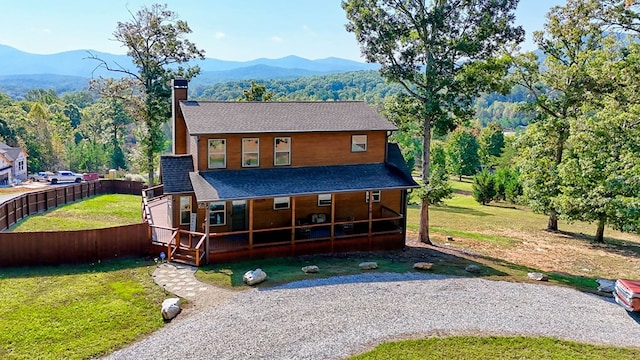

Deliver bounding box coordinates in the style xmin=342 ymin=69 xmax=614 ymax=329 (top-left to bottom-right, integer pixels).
xmin=231 ymin=200 xmax=247 ymax=231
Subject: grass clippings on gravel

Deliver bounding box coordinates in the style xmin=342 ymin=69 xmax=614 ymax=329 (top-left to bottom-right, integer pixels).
xmin=0 ymin=259 xmax=166 ymax=360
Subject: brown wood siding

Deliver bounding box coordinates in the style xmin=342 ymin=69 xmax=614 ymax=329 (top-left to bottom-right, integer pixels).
xmin=174 ymin=189 xmax=405 ymax=230
xmin=196 ymin=131 xmax=388 ymax=171
xmin=252 ymin=198 xmax=291 ymax=229
xmin=180 ymin=190 xmax=404 ymax=230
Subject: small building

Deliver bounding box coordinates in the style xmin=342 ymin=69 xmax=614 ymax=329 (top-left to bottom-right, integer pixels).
xmin=158 ymin=79 xmax=418 ymax=264
xmin=0 ymin=142 xmax=27 ymax=185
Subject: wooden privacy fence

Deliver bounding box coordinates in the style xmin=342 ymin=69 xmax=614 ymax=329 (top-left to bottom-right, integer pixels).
xmin=0 ymin=223 xmax=151 ymax=267
xmin=0 ymin=179 xmax=151 ymax=267
xmin=0 ymin=180 xmax=145 ymax=231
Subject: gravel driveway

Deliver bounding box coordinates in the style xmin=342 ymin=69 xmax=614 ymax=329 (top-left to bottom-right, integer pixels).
xmin=106 ymin=273 xmax=640 ymax=359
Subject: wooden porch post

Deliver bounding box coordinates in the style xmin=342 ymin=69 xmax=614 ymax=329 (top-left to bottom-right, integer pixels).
xmin=291 ymin=197 xmax=296 ymax=255
xmin=204 ymin=201 xmax=210 ymax=265
xmin=368 ymin=190 xmax=373 ymax=250
xmin=249 ymin=199 xmax=254 ymax=253
xmin=330 ymin=193 xmax=335 ymax=252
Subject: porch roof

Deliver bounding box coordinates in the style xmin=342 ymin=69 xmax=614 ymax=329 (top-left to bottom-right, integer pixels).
xmin=189 ymin=163 xmax=418 ymax=202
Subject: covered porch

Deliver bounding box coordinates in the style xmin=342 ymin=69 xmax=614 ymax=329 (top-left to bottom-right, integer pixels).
xmin=190 ymin=163 xmax=417 ymax=263
xmin=204 ymin=195 xmax=406 ymax=263
xmin=155 ymin=158 xmax=418 ymax=265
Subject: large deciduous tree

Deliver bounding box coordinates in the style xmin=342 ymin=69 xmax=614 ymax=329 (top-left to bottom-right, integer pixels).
xmin=343 ymin=0 xmax=523 ymax=243
xmin=512 ymin=0 xmax=608 ymax=231
xmin=91 ymin=3 xmax=204 ymax=185
xmin=552 ymin=2 xmax=640 ymax=242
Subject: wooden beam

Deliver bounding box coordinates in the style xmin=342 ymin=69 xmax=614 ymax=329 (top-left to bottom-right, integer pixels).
xmin=291 ymin=197 xmax=296 ymax=253
xmin=368 ymin=190 xmax=373 ymax=250
xmin=249 ymin=199 xmax=254 ymax=252
xmin=330 ymin=193 xmax=335 ymax=252
xmin=204 ymin=201 xmax=210 ymax=265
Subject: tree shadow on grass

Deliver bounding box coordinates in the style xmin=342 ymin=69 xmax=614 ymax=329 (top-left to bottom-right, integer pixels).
xmin=0 ymin=257 xmax=155 ymax=279
xmin=551 ymin=229 xmax=640 ymax=260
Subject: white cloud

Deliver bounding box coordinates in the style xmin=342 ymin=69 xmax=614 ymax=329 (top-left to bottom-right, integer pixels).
xmin=214 ymin=32 xmax=226 ymax=39
xmin=271 ymin=36 xmax=283 ymax=43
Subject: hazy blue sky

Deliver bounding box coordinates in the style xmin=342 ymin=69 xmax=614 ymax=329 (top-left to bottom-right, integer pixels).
xmin=1 ymin=0 xmax=565 ymax=61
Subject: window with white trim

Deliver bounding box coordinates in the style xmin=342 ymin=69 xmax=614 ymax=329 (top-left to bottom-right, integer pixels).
xmin=317 ymin=194 xmax=332 ymax=207
xmin=179 ymin=196 xmax=192 ymax=225
xmin=208 ymin=139 xmax=226 ymax=169
xmin=274 ymin=137 xmax=291 ymax=166
xmin=351 ymin=134 xmax=367 ymax=152
xmin=365 ymin=190 xmax=381 ymax=203
xmin=209 ymin=201 xmax=226 ymax=226
xmin=242 ymin=138 xmax=259 ymax=167
xmin=273 ymin=197 xmax=290 ymax=210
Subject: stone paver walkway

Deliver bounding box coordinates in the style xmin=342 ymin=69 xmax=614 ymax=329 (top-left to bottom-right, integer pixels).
xmin=152 ymin=262 xmax=238 ymax=308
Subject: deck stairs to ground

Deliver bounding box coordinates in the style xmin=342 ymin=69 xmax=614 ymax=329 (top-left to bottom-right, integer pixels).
xmin=142 ymin=186 xmax=206 ymax=266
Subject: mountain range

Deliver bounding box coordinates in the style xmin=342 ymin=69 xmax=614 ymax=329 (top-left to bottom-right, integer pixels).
xmin=0 ymin=44 xmax=378 ymax=97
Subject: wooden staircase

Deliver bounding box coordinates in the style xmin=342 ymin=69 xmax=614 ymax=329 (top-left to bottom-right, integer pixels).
xmin=167 ymin=230 xmax=207 ymax=266
xmin=143 ymin=186 xmax=207 ymax=267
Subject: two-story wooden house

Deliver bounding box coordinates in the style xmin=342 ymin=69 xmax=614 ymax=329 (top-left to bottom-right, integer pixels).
xmin=158 ymin=79 xmax=417 ymax=264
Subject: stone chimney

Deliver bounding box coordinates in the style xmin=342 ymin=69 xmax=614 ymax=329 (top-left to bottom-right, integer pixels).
xmin=172 ymin=79 xmax=189 ymax=155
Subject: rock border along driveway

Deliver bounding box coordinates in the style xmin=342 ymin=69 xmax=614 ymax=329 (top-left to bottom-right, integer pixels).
xmin=106 ymin=271 xmax=640 ymax=359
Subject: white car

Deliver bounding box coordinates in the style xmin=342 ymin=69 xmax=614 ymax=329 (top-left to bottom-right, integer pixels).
xmin=46 ymin=171 xmax=83 ymax=184
xmin=28 ymin=171 xmax=54 ymax=182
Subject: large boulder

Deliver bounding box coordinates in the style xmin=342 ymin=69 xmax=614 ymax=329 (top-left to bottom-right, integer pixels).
xmin=413 ymin=262 xmax=433 ymax=270
xmin=302 ymin=265 xmax=319 ymax=274
xmin=243 ymin=268 xmax=267 ymax=286
xmin=161 ymin=298 xmax=181 ymax=321
xmin=528 ymin=272 xmax=549 ymax=281
xmin=359 ymin=261 xmax=378 ymax=270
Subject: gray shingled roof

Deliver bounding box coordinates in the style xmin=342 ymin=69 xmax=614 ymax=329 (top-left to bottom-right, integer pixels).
xmin=160 ymin=155 xmax=194 ymax=194
xmin=188 ymin=163 xmax=418 ymax=202
xmin=0 ymin=141 xmax=22 ymax=162
xmin=179 ymin=101 xmax=397 ymax=135
xmin=386 ymin=143 xmax=414 ymax=179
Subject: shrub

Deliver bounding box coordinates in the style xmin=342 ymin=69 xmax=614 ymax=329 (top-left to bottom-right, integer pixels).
xmin=473 ymin=169 xmax=496 ymax=205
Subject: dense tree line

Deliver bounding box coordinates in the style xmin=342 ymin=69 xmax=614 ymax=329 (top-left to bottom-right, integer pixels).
xmin=0 ymin=1 xmax=637 ymax=243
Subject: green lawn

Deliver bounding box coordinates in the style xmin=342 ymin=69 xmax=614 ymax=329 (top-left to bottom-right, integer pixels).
xmin=0 ymin=259 xmax=166 ymax=359
xmin=9 ymin=194 xmax=142 ymax=231
xmin=411 ymin=179 xmax=634 ymax=243
xmin=350 ymin=336 xmax=640 ymax=359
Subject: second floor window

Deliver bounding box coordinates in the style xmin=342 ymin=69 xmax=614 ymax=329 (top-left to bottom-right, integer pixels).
xmin=274 ymin=137 xmax=291 ymax=166
xmin=208 ymin=139 xmax=226 ymax=169
xmin=242 ymin=138 xmax=260 ymax=167
xmin=351 ymin=135 xmax=367 ymax=152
